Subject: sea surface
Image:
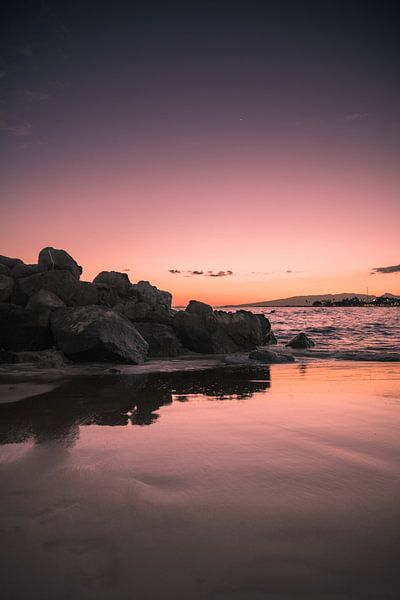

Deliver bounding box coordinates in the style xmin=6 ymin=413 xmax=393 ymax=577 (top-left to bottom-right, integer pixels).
xmin=1 ymin=361 xmax=400 ymax=599
xmin=223 ymin=306 xmax=400 ymax=360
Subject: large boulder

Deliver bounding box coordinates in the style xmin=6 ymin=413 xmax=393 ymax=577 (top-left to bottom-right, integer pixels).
xmin=0 ymin=264 xmax=10 ymax=276
xmin=0 ymin=255 xmax=23 ymax=270
xmin=129 ymin=280 xmax=172 ymax=308
xmin=11 ymin=263 xmax=40 ymax=279
xmin=173 ymin=303 xmax=272 ymax=353
xmin=26 ymin=289 xmax=66 ymax=312
xmin=51 ymin=305 xmax=148 ymax=364
xmin=121 ymin=300 xmax=172 ymax=324
xmin=0 ymin=303 xmax=53 ymax=351
xmin=93 ymin=283 xmax=119 ymax=307
xmin=286 ymin=333 xmax=315 ymax=349
xmin=134 ymin=323 xmax=183 ymax=358
xmin=18 ymin=271 xmax=98 ymax=307
xmin=19 ymin=270 xmax=80 ymax=305
xmin=0 ymin=274 xmax=14 ymax=301
xmin=38 ymin=247 xmax=82 ymax=280
xmin=93 ymin=271 xmax=132 ymax=297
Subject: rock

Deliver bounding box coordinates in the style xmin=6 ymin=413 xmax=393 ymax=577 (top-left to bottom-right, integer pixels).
xmin=0 ymin=303 xmax=53 ymax=351
xmin=38 ymin=247 xmax=82 ymax=280
xmin=186 ymin=299 xmax=213 ymax=315
xmin=51 ymin=305 xmax=148 ymax=364
xmin=12 ymin=349 xmax=67 ymax=368
xmin=93 ymin=271 xmax=131 ymax=297
xmin=0 ymin=264 xmax=10 ymax=276
xmin=286 ymin=332 xmax=315 ymax=349
xmin=0 ymin=275 xmax=14 ymax=301
xmin=11 ymin=263 xmax=40 ymax=279
xmin=94 ymin=283 xmax=119 ymax=307
xmin=129 ymin=281 xmax=172 ymax=308
xmin=109 ymin=367 xmax=121 ymax=373
xmin=19 ymin=270 xmax=80 ymax=305
xmin=121 ymin=300 xmax=172 ymax=324
xmin=249 ymin=348 xmax=295 ymax=363
xmin=173 ymin=305 xmax=272 ymax=353
xmin=264 ymin=331 xmax=278 ymax=344
xmin=74 ymin=281 xmax=99 ymax=306
xmin=0 ymin=350 xmax=17 ymax=364
xmin=134 ymin=323 xmax=183 ymax=357
xmin=26 ymin=289 xmax=66 ymax=312
xmin=0 ymin=255 xmax=23 ymax=270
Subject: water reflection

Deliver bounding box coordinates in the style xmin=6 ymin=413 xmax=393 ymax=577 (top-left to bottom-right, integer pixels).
xmin=0 ymin=366 xmax=271 ymax=446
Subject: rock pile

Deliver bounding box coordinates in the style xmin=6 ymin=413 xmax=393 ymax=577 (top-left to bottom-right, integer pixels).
xmin=0 ymin=247 xmax=276 ymax=364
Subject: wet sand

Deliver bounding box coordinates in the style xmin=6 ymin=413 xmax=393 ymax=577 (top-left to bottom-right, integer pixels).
xmin=1 ymin=361 xmax=399 ymax=599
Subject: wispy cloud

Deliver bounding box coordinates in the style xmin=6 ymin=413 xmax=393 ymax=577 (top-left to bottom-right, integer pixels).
xmin=169 ymin=269 xmax=234 ymax=277
xmin=371 ymin=264 xmax=400 ymax=275
xmin=344 ymin=112 xmax=369 ymax=122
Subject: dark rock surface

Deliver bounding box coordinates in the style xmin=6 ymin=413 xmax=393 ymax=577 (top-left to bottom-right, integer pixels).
xmin=26 ymin=290 xmax=66 ymax=312
xmin=0 ymin=303 xmax=53 ymax=351
xmin=38 ymin=247 xmax=82 ymax=280
xmin=129 ymin=280 xmax=172 ymax=308
xmin=121 ymin=300 xmax=172 ymax=324
xmin=93 ymin=271 xmax=131 ymax=297
xmin=0 ymin=274 xmax=14 ymax=301
xmin=134 ymin=322 xmax=183 ymax=357
xmin=173 ymin=303 xmax=272 ymax=353
xmin=0 ymin=264 xmax=10 ymax=276
xmin=286 ymin=332 xmax=315 ymax=349
xmin=51 ymin=305 xmax=148 ymax=364
xmin=0 ymin=255 xmax=23 ymax=270
xmin=11 ymin=263 xmax=40 ymax=279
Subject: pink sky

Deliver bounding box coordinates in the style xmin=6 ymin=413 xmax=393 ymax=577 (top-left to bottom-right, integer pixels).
xmin=1 ymin=139 xmax=399 ymax=306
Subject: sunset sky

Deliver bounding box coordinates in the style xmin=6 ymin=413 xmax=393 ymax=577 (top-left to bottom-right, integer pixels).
xmin=1 ymin=1 xmax=399 ymax=305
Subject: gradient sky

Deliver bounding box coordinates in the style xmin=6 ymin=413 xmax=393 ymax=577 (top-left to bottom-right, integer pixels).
xmin=1 ymin=1 xmax=399 ymax=305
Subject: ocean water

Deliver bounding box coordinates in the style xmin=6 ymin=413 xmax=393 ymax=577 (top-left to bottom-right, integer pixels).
xmin=224 ymin=306 xmax=400 ymax=360
xmin=1 ymin=361 xmax=400 ymax=599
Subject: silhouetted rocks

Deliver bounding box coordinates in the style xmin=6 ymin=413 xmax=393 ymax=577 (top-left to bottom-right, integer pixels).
xmin=38 ymin=247 xmax=82 ymax=279
xmin=249 ymin=348 xmax=295 ymax=363
xmin=0 ymin=274 xmax=14 ymax=301
xmin=11 ymin=263 xmax=40 ymax=279
xmin=26 ymin=289 xmax=66 ymax=312
xmin=0 ymin=255 xmax=23 ymax=270
xmin=3 ymin=348 xmax=67 ymax=368
xmin=93 ymin=271 xmax=132 ymax=297
xmin=0 ymin=303 xmax=53 ymax=351
xmin=0 ymin=246 xmax=282 ymax=365
xmin=51 ymin=305 xmax=148 ymax=363
xmin=173 ymin=303 xmax=272 ymax=353
xmin=135 ymin=323 xmax=183 ymax=357
xmin=286 ymin=333 xmax=315 ymax=349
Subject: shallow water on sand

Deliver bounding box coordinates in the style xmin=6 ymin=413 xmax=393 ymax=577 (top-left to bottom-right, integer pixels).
xmin=1 ymin=362 xmax=400 ymax=599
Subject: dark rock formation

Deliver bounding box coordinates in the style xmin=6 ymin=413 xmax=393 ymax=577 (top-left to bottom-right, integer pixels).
xmin=0 ymin=274 xmax=14 ymax=301
xmin=129 ymin=280 xmax=172 ymax=308
xmin=173 ymin=302 xmax=272 ymax=353
xmin=38 ymin=247 xmax=82 ymax=280
xmin=264 ymin=331 xmax=278 ymax=344
xmin=0 ymin=303 xmax=53 ymax=351
xmin=26 ymin=290 xmax=66 ymax=312
xmin=11 ymin=263 xmax=40 ymax=279
xmin=121 ymin=300 xmax=172 ymax=324
xmin=134 ymin=322 xmax=183 ymax=357
xmin=249 ymin=348 xmax=295 ymax=363
xmin=6 ymin=349 xmax=67 ymax=368
xmin=18 ymin=271 xmax=98 ymax=307
xmin=0 ymin=255 xmax=23 ymax=270
xmin=93 ymin=271 xmax=131 ymax=297
xmin=0 ymin=264 xmax=10 ymax=276
xmin=51 ymin=305 xmax=148 ymax=364
xmin=286 ymin=332 xmax=315 ymax=349
xmin=94 ymin=283 xmax=119 ymax=307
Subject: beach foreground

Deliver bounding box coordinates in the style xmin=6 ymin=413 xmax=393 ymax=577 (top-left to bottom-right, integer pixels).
xmin=1 ymin=361 xmax=399 ymax=599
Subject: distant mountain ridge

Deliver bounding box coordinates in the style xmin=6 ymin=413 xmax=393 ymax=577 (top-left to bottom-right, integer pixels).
xmin=224 ymin=292 xmax=399 ymax=308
